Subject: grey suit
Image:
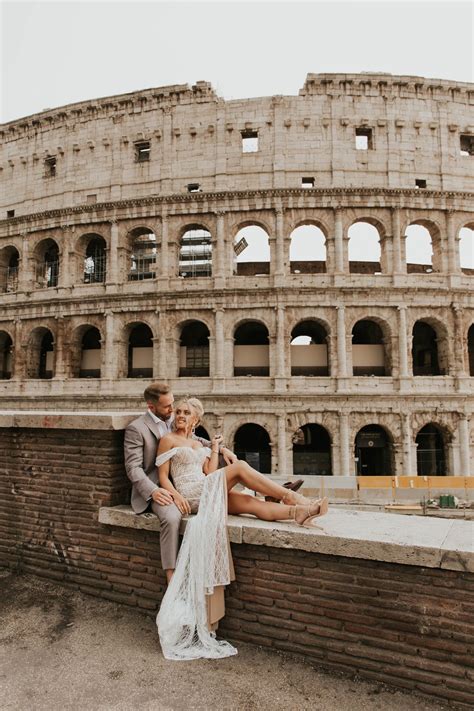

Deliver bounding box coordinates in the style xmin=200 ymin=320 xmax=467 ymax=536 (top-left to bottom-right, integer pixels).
xmin=124 ymin=412 xmax=182 ymax=570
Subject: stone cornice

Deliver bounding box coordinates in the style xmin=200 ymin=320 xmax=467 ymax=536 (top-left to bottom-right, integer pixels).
xmin=1 ymin=187 xmax=473 ymax=232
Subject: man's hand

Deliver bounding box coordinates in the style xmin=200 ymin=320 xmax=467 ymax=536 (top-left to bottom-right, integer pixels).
xmin=221 ymin=447 xmax=237 ymax=465
xmin=172 ymin=492 xmax=192 ymax=515
xmin=151 ymin=488 xmax=174 ymax=506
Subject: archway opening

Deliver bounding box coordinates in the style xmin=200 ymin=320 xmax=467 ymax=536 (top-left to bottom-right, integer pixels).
xmin=293 ymin=424 xmax=332 ymax=476
xmin=179 ymin=321 xmax=210 ymax=377
xmin=234 ymin=423 xmax=271 ymax=473
xmin=0 ymin=246 xmax=19 ymax=293
xmin=459 ymin=227 xmax=474 ymax=273
xmin=128 ymin=228 xmax=157 ymax=281
xmin=84 ymin=236 xmax=107 ymax=283
xmin=234 ymin=225 xmax=270 ymax=276
xmin=128 ymin=324 xmax=153 ymax=378
xmin=289 ymin=224 xmax=326 ymax=274
xmin=0 ymin=331 xmax=13 ymax=379
xmin=416 ymin=424 xmax=447 ymax=476
xmin=412 ymin=322 xmax=441 ymax=376
xmin=355 ymin=425 xmax=392 ymax=476
xmin=405 ymin=224 xmax=434 ymax=273
xmin=348 ymin=222 xmax=381 ymax=274
xmin=195 ymin=425 xmax=210 ymax=441
xmin=35 ymin=240 xmax=59 ymax=288
xmin=79 ymin=327 xmax=101 ymax=378
xmin=290 ymin=321 xmax=329 ymax=376
xmin=179 ymin=226 xmax=212 ymax=278
xmin=352 ymin=320 xmax=388 ymax=376
xmin=234 ymin=322 xmax=269 ymax=376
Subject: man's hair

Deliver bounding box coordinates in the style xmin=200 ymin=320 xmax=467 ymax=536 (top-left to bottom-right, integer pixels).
xmin=143 ymin=382 xmax=171 ymax=404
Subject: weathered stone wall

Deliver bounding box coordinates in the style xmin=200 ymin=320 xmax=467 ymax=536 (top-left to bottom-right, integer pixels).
xmin=0 ymin=423 xmax=472 ymax=708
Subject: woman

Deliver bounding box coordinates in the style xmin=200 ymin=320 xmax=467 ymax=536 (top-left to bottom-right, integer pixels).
xmin=155 ymin=397 xmax=328 ymax=661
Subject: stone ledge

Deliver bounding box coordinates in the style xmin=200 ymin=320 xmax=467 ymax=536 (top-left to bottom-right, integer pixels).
xmin=0 ymin=411 xmax=139 ymax=430
xmin=98 ymin=505 xmax=474 ymax=573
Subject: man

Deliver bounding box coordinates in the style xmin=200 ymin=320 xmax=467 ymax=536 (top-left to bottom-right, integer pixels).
xmin=124 ymin=381 xmax=236 ymax=583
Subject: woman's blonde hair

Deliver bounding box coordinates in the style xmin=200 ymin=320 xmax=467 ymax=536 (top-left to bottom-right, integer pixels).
xmin=173 ymin=397 xmax=205 ymax=432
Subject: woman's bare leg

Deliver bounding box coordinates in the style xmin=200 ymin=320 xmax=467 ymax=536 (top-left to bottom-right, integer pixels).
xmin=228 ymin=491 xmax=293 ymax=521
xmin=223 ymin=460 xmax=299 ymax=501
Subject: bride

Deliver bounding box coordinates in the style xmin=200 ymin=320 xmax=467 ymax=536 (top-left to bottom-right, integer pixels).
xmin=155 ymin=397 xmax=328 ymax=661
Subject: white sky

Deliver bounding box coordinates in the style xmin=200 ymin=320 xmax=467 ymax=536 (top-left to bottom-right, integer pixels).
xmin=1 ymin=0 xmax=473 ymax=265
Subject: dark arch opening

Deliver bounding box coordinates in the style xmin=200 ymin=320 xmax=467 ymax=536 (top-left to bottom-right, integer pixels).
xmin=0 ymin=247 xmax=19 ymax=293
xmin=291 ymin=321 xmax=329 ymax=376
xmin=195 ymin=425 xmax=210 ymax=441
xmin=179 ymin=226 xmax=212 ymax=278
xmin=39 ymin=331 xmax=54 ymax=379
xmin=352 ymin=320 xmax=388 ymax=376
xmin=293 ymin=424 xmax=332 ymax=476
xmin=128 ymin=324 xmax=153 ymax=378
xmin=84 ymin=236 xmax=107 ymax=283
xmin=234 ymin=322 xmax=269 ymax=376
xmin=79 ymin=327 xmax=101 ymax=378
xmin=355 ymin=425 xmax=392 ymax=476
xmin=412 ymin=322 xmax=441 ymax=376
xmin=179 ymin=322 xmax=210 ymax=377
xmin=416 ymin=424 xmax=447 ymax=476
xmin=37 ymin=241 xmax=59 ymax=288
xmin=234 ymin=423 xmax=271 ymax=474
xmin=128 ymin=228 xmax=157 ymax=281
xmin=0 ymin=332 xmax=13 ymax=379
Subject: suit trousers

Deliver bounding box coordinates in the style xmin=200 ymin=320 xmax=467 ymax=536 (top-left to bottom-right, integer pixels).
xmin=151 ymin=500 xmax=182 ymax=570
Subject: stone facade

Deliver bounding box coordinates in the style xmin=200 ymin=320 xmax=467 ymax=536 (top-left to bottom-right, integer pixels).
xmin=0 ymin=73 xmax=473 ymax=477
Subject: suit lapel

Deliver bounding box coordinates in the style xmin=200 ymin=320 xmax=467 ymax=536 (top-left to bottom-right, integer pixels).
xmin=143 ymin=411 xmax=166 ymax=440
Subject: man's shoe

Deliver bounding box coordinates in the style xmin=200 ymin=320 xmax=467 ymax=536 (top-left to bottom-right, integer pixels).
xmin=265 ymin=479 xmax=304 ymax=503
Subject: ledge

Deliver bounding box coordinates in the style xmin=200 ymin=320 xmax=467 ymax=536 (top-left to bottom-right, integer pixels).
xmin=98 ymin=505 xmax=474 ymax=574
xmin=0 ymin=410 xmax=139 ymax=430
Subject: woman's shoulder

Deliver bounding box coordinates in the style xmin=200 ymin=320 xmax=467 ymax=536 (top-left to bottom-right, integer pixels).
xmin=158 ymin=433 xmax=179 ymax=450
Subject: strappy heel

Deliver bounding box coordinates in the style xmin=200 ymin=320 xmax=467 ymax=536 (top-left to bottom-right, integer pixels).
xmin=294 ymin=497 xmax=329 ymax=528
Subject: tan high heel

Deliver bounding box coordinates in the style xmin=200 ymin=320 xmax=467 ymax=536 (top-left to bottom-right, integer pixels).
xmin=294 ymin=497 xmax=329 ymax=528
xmin=282 ymin=490 xmax=310 ymax=506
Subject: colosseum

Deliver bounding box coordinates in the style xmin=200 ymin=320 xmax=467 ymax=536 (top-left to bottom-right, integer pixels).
xmin=1 ymin=72 xmax=473 ymax=479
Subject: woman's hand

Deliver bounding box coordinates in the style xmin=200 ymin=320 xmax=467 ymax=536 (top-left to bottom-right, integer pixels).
xmin=211 ymin=434 xmax=223 ymax=452
xmin=172 ymin=492 xmax=192 ymax=515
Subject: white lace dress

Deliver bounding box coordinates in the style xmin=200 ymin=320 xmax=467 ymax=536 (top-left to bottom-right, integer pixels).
xmin=155 ymin=446 xmax=237 ymax=661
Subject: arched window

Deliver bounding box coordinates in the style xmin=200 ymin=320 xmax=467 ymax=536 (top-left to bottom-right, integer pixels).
xmin=234 ymin=423 xmax=271 ymax=473
xmin=234 ymin=322 xmax=269 ymax=376
xmin=179 ymin=321 xmax=210 ymax=377
xmin=459 ymin=226 xmax=474 ymax=272
xmin=128 ymin=324 xmax=153 ymax=377
xmin=290 ymin=321 xmax=329 ymax=376
xmin=348 ymin=222 xmax=381 ymax=274
xmin=0 ymin=331 xmax=13 ymax=379
xmin=35 ymin=240 xmax=59 ymax=288
xmin=416 ymin=424 xmax=446 ymax=476
xmin=39 ymin=331 xmax=54 ymax=378
xmin=412 ymin=322 xmax=441 ymax=376
xmin=468 ymin=325 xmax=474 ymax=376
xmin=234 ymin=225 xmax=270 ymax=276
xmin=27 ymin=328 xmax=54 ymax=378
xmin=84 ymin=236 xmax=107 ymax=283
xmin=405 ymin=224 xmax=434 ymax=273
xmin=289 ymin=225 xmax=326 ymax=274
xmin=128 ymin=228 xmax=157 ymax=281
xmin=179 ymin=226 xmax=212 ymax=278
xmin=79 ymin=327 xmax=101 ymax=377
xmin=355 ymin=425 xmax=392 ymax=476
xmin=0 ymin=247 xmax=19 ymax=293
xmin=352 ymin=320 xmax=388 ymax=376
xmin=293 ymin=424 xmax=332 ymax=476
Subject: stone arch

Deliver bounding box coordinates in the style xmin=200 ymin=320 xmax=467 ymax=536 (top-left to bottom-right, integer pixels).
xmin=179 ymin=224 xmax=212 ymax=278
xmin=0 ymin=245 xmax=20 ymax=293
xmin=233 ymin=422 xmax=272 ymax=474
xmin=78 ymin=233 xmax=108 ymax=284
xmin=290 ymin=319 xmax=330 ymax=376
xmin=351 ymin=317 xmax=392 ymax=376
xmin=289 ymin=221 xmax=327 ymax=274
xmin=405 ymin=219 xmax=442 ymax=273
xmin=127 ymin=226 xmax=158 ymax=281
xmin=0 ymin=329 xmax=13 ymax=379
xmin=348 ymin=219 xmax=383 ymax=274
xmin=233 ymin=320 xmax=270 ymax=376
xmin=69 ymin=323 xmax=104 ymax=378
xmin=354 ymin=424 xmax=394 ymax=476
xmin=124 ymin=321 xmax=154 ymax=378
xmin=26 ymin=326 xmax=55 ymax=378
xmin=458 ymin=221 xmax=474 ymax=272
xmin=292 ymin=423 xmax=332 ymax=476
xmin=33 ymin=238 xmax=60 ymax=288
xmin=233 ymin=222 xmax=271 ymax=276
xmin=415 ymin=422 xmax=449 ymax=476
xmin=412 ymin=318 xmax=449 ymax=376
xmin=179 ymin=320 xmax=210 ymax=377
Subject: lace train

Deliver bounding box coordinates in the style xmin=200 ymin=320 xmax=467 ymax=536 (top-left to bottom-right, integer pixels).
xmin=156 ymin=465 xmax=237 ymax=660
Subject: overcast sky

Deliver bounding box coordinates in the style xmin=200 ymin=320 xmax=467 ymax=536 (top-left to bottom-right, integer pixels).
xmin=1 ymin=0 xmax=473 ymax=123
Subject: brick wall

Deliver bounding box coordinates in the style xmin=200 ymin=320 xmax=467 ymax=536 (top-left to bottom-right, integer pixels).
xmin=1 ymin=426 xmax=472 ymax=708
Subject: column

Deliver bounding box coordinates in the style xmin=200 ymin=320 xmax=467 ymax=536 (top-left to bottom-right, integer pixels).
xmin=453 ymin=304 xmax=466 ymax=378
xmin=277 ymin=413 xmax=288 ymax=476
xmin=213 ymin=211 xmax=226 ymax=284
xmin=103 ymin=311 xmax=116 ymax=379
xmin=274 ymin=208 xmax=285 ymax=278
xmin=59 ymin=231 xmax=70 ymax=288
xmin=158 ymin=312 xmax=168 ymax=379
xmin=398 ymin=305 xmax=409 ymax=378
xmin=53 ymin=317 xmax=67 ymax=379
xmin=459 ymin=415 xmax=471 ymax=476
xmin=401 ymin=413 xmax=413 ymax=476
xmin=214 ymin=308 xmax=225 ymax=378
xmin=11 ymin=320 xmax=23 ymax=379
xmin=159 ymin=214 xmax=169 ymax=279
xmin=108 ymin=219 xmax=119 ymax=284
xmin=334 ymin=208 xmax=344 ymax=274
xmin=275 ymin=306 xmax=286 ymax=378
xmin=336 ymin=305 xmax=347 ymax=378
xmin=391 ymin=208 xmax=404 ymax=274
xmin=339 ymin=413 xmax=351 ymax=476
xmin=446 ymin=210 xmax=460 ymax=275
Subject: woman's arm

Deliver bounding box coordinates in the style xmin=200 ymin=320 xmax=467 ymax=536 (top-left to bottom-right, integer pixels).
xmin=203 ymin=434 xmax=223 ymax=475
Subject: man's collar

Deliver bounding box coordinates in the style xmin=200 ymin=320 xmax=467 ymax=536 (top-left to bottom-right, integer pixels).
xmin=147 ymin=409 xmax=173 ymax=428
